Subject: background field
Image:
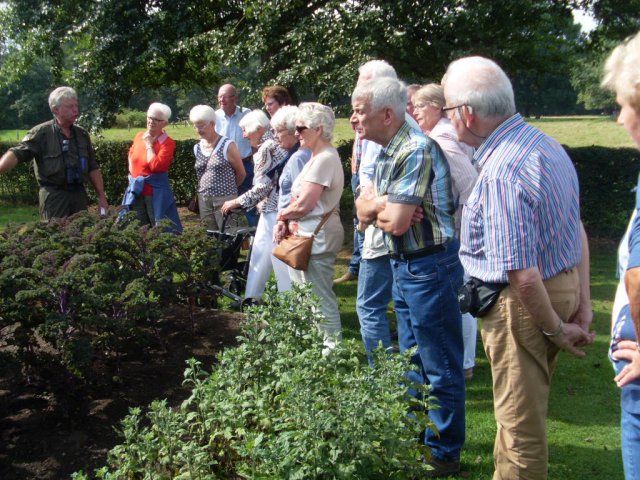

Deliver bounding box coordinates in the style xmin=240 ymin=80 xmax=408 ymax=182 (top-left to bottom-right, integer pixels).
xmin=0 ymin=115 xmax=634 ymax=149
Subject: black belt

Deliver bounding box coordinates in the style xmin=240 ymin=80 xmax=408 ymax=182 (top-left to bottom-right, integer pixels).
xmin=390 ymin=243 xmax=445 ymax=260
xmin=39 ymin=182 xmax=84 ymax=191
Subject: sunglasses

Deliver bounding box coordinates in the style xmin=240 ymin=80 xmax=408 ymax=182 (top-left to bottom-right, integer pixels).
xmin=295 ymin=125 xmax=309 ymax=133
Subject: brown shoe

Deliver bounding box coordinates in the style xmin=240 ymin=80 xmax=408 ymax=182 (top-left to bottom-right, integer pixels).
xmin=464 ymin=367 xmax=474 ymax=381
xmin=333 ymin=271 xmax=357 ymax=284
xmin=424 ymin=457 xmax=460 ymax=478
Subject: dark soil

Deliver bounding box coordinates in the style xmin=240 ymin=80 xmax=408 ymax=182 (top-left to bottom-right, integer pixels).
xmin=0 ymin=307 xmax=243 ymax=479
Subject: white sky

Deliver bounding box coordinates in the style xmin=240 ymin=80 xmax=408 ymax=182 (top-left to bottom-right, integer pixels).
xmin=573 ymin=9 xmax=598 ymax=33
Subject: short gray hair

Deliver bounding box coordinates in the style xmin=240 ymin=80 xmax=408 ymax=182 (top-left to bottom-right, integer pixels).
xmin=297 ymin=102 xmax=335 ymax=142
xmin=48 ymin=86 xmax=77 ymax=110
xmin=602 ymin=31 xmax=640 ymax=110
xmin=239 ymin=109 xmax=271 ymax=134
xmin=358 ymin=60 xmax=397 ymax=82
xmin=189 ymin=104 xmax=216 ymax=125
xmin=270 ymin=105 xmax=299 ymax=133
xmin=352 ymin=77 xmax=407 ymax=119
xmin=444 ymin=56 xmax=515 ymax=118
xmin=148 ymin=102 xmax=172 ymax=121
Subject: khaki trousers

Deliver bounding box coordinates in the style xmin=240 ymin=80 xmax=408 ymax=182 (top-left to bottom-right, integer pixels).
xmin=481 ymin=268 xmax=579 ymax=480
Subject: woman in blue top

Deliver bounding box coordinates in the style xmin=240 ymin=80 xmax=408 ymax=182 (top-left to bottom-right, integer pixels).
xmin=602 ymin=30 xmax=640 ymax=480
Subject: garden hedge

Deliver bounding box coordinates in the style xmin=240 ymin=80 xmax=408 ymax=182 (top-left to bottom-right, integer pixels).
xmin=1 ymin=139 xmax=638 ymax=238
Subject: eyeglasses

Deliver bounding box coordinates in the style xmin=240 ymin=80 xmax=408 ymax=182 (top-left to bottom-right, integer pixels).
xmin=442 ymin=105 xmax=466 ymax=119
xmin=147 ymin=116 xmax=165 ymax=123
xmin=295 ymin=125 xmax=309 ymax=134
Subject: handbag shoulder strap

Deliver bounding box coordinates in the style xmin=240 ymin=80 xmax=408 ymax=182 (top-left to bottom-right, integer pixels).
xmin=312 ymin=208 xmax=335 ymax=236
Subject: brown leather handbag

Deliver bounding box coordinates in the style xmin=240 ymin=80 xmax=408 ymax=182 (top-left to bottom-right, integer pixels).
xmin=273 ymin=209 xmax=334 ymax=271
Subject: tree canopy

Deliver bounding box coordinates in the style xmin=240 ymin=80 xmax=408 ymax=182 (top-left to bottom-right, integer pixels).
xmin=0 ymin=0 xmax=631 ymax=127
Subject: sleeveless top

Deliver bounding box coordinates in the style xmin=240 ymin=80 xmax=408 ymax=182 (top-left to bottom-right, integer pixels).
xmin=194 ymin=136 xmax=237 ymax=197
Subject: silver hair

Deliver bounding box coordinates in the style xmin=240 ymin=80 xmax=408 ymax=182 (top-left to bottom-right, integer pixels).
xmin=148 ymin=102 xmax=172 ymax=121
xmin=444 ymin=56 xmax=515 ymax=118
xmin=352 ymin=77 xmax=407 ymax=119
xmin=48 ymin=86 xmax=77 ymax=110
xmin=602 ymin=31 xmax=640 ymax=110
xmin=270 ymin=105 xmax=299 ymax=133
xmin=358 ymin=60 xmax=397 ymax=82
xmin=297 ymin=102 xmax=335 ymax=142
xmin=239 ymin=109 xmax=271 ymax=134
xmin=189 ymin=105 xmax=216 ymax=125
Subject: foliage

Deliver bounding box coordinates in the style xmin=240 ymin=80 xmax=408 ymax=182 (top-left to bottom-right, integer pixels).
xmin=0 ymin=0 xmax=587 ymax=126
xmin=112 ymin=109 xmax=147 ymax=129
xmin=76 ymin=283 xmax=434 ymax=479
xmin=0 ymin=212 xmax=221 ymax=387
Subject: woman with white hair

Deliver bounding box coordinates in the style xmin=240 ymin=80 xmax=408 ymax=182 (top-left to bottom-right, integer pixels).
xmin=122 ymin=102 xmax=181 ymax=231
xmin=190 ymin=104 xmax=245 ymax=230
xmin=221 ymin=109 xmax=289 ymax=300
xmin=275 ymin=102 xmax=344 ymax=351
xmin=602 ymin=31 xmax=640 ymax=480
xmin=412 ymin=83 xmax=479 ymax=380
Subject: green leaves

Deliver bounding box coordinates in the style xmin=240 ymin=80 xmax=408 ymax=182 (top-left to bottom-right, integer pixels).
xmin=90 ymin=284 xmax=434 ymax=479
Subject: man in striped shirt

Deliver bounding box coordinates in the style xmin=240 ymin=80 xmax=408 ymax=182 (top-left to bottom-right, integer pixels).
xmin=353 ymin=77 xmax=465 ymax=478
xmin=443 ymin=56 xmax=595 ymax=480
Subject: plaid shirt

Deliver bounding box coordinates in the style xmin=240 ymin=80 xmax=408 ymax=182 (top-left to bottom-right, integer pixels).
xmin=374 ymin=122 xmax=456 ymax=255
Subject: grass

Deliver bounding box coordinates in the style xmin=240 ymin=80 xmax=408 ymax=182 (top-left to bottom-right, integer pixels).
xmin=332 ymin=244 xmax=622 ymax=479
xmin=2 ymin=114 xmax=633 ymax=149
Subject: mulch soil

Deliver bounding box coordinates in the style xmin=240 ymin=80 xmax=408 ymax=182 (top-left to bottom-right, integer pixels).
xmin=0 ymin=306 xmax=243 ymax=479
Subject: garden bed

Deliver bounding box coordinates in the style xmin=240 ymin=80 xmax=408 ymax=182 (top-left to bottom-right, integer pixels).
xmin=0 ymin=306 xmax=242 ymax=479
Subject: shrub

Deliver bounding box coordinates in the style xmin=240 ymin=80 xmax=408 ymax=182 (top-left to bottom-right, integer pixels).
xmin=77 ymin=283 xmax=435 ymax=479
xmin=112 ymin=109 xmax=147 ymax=129
xmin=0 ymin=212 xmax=221 ymax=387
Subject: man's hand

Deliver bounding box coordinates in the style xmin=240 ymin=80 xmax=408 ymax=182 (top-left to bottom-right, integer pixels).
xmin=97 ymin=195 xmax=109 ymax=215
xmin=548 ymin=322 xmax=596 ymax=358
xmin=612 ymin=340 xmax=640 ymax=387
xmin=567 ymin=302 xmax=594 ymax=345
xmin=411 ymin=205 xmax=424 ymax=225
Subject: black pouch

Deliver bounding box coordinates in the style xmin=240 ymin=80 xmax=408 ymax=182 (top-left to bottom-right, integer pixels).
xmin=458 ymin=278 xmax=507 ymax=317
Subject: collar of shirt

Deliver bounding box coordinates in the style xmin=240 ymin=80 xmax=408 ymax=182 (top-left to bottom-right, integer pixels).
xmin=473 ymin=113 xmax=523 ymax=169
xmin=380 ymin=121 xmax=412 ymax=160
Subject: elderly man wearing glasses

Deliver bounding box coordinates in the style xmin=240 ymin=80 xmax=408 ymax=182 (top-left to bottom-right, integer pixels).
xmin=0 ymin=86 xmax=109 ymax=220
xmin=120 ymin=102 xmax=181 ymax=232
xmin=444 ymin=56 xmax=594 ymax=479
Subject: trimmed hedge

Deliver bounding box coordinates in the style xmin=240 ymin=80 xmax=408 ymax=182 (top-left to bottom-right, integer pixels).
xmin=1 ymin=139 xmax=638 ymax=238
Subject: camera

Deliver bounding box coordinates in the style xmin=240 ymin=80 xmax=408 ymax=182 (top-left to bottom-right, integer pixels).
xmin=457 ymin=281 xmax=476 ymax=314
xmin=65 ymin=164 xmax=82 ymax=184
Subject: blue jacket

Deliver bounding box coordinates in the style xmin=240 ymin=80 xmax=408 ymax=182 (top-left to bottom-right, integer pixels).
xmin=120 ymin=172 xmax=182 ymax=233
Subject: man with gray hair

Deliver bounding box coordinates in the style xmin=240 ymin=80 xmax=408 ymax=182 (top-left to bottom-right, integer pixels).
xmin=353 ymin=76 xmax=465 ymax=477
xmin=0 ymin=86 xmax=109 ymax=220
xmin=443 ymin=56 xmax=595 ymax=479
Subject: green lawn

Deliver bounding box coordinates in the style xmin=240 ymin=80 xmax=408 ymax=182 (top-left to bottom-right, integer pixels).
xmin=332 ymin=245 xmax=622 ymax=480
xmin=3 ymin=114 xmax=632 ymax=149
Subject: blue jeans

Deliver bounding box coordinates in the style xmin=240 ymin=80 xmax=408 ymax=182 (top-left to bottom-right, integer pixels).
xmin=390 ymin=239 xmax=465 ymax=461
xmin=348 ymin=173 xmax=363 ymax=276
xmin=611 ymin=305 xmax=640 ymax=480
xmin=357 ymin=255 xmax=393 ymax=365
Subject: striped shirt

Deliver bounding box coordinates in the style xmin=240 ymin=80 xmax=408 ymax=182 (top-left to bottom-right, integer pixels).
xmin=460 ymin=114 xmax=582 ymax=283
xmin=374 ymin=122 xmax=456 ymax=254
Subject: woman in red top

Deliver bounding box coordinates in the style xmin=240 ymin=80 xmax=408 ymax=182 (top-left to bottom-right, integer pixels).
xmin=128 ymin=102 xmax=176 ymax=225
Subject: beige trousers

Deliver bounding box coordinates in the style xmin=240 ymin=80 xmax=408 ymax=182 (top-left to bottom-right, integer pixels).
xmin=481 ymin=268 xmax=579 ymax=480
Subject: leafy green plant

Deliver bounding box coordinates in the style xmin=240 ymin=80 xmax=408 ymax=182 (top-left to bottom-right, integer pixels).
xmin=0 ymin=212 xmax=222 ymax=387
xmin=83 ymin=283 xmax=434 ymax=479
